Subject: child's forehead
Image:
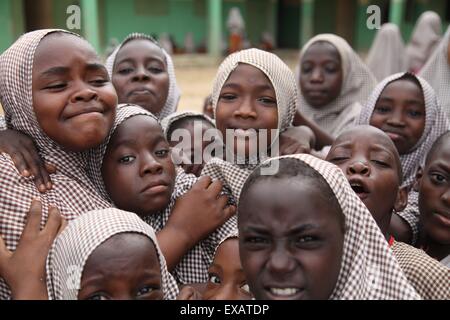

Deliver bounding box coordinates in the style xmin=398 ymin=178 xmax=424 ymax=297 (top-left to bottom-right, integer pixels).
xmin=117 ymin=38 xmax=166 ymax=62
xmin=381 ymin=78 xmax=423 ymax=96
xmin=112 ymin=115 xmax=162 ymax=142
xmin=303 ymin=41 xmax=340 ymax=60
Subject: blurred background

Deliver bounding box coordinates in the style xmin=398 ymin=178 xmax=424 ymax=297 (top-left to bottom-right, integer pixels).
xmin=0 ymin=0 xmax=449 ymax=112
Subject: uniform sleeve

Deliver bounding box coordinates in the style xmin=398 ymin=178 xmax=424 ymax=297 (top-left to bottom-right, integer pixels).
xmin=397 ymin=190 xmax=420 ymax=245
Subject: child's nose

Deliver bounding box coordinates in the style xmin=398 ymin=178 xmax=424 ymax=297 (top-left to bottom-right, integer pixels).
xmin=310 ymin=67 xmax=324 ymax=83
xmin=440 ymin=188 xmax=450 ymax=207
xmin=234 ymin=98 xmax=257 ymax=119
xmin=386 ymin=110 xmax=406 ymax=127
xmin=208 ymin=285 xmax=237 ymax=300
xmin=139 ymin=154 xmax=163 ymax=175
xmin=71 ymin=87 xmax=98 ymax=103
xmin=267 ymin=245 xmax=296 ymax=274
xmin=348 ymin=161 xmax=370 ymax=176
xmin=132 ymin=65 xmax=150 ymax=81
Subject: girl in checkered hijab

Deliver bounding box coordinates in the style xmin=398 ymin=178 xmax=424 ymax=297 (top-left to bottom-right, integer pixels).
xmin=105 ymin=33 xmax=180 ymax=119
xmin=357 ymin=72 xmax=449 ymax=242
xmin=46 ymin=208 xmax=179 ymax=300
xmin=238 ymin=154 xmax=420 ymax=300
xmin=201 ymin=48 xmax=298 ymax=203
xmin=0 ymin=29 xmax=116 ymax=299
xmin=86 ymin=104 xmax=237 ymax=285
xmin=295 ymin=34 xmax=377 ymax=146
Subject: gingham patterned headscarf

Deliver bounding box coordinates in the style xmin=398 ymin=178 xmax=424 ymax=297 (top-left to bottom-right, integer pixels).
xmin=202 ymin=48 xmax=297 ymax=202
xmin=297 ymin=34 xmax=377 ymax=138
xmin=357 ymin=72 xmax=450 ymax=189
xmin=419 ymin=25 xmax=450 ymax=119
xmin=105 ymin=33 xmax=180 ymax=119
xmin=366 ymin=23 xmax=408 ymax=81
xmin=0 ymin=29 xmax=111 ymax=299
xmin=241 ymin=154 xmax=420 ymax=300
xmin=87 ymin=104 xmax=238 ymax=284
xmin=405 ymin=11 xmax=442 ymax=73
xmin=160 ymin=110 xmax=215 ymax=141
xmin=46 ymin=208 xmax=179 ymax=300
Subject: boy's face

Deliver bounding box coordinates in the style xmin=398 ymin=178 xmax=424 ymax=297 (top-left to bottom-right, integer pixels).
xmin=102 ymin=115 xmax=176 ymax=217
xmin=300 ymin=41 xmax=343 ymax=108
xmin=417 ymin=144 xmax=450 ymax=245
xmin=370 ymin=79 xmax=425 ymax=155
xmin=215 ymin=63 xmax=278 ymax=158
xmin=112 ymin=39 xmax=169 ymax=115
xmin=238 ymin=178 xmax=344 ymax=300
xmin=326 ymin=126 xmax=406 ymax=234
xmin=32 ymin=34 xmax=117 ymax=152
xmin=78 ymin=233 xmax=164 ymax=300
xmin=203 ymin=238 xmax=253 ymax=300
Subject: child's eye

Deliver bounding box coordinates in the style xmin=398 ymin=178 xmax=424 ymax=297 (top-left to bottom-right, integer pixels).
xmin=136 ymin=285 xmax=158 ymax=297
xmin=86 ymin=293 xmax=108 ymax=300
xmin=328 ymin=156 xmax=349 ymax=163
xmin=119 ymin=155 xmax=136 ymax=164
xmin=44 ymin=83 xmax=67 ymax=90
xmin=430 ymin=172 xmax=447 ymax=184
xmin=240 ymin=283 xmax=250 ymax=293
xmin=118 ymin=68 xmax=134 ymax=75
xmin=407 ymin=109 xmax=424 ymax=118
xmin=371 ymin=159 xmax=389 ymax=167
xmin=258 ymin=97 xmax=276 ymax=105
xmin=295 ymin=235 xmax=320 ymax=248
xmin=148 ymin=67 xmax=163 ymax=74
xmin=208 ymin=274 xmax=221 ymax=284
xmin=374 ymin=105 xmax=392 ymax=114
xmin=219 ymin=93 xmax=237 ymax=101
xmin=243 ymin=236 xmax=270 ymax=249
xmin=90 ymin=78 xmax=109 ymax=86
xmin=155 ymin=149 xmax=170 ymax=157
xmin=324 ymin=64 xmax=338 ymax=73
xmin=301 ymin=63 xmax=313 ymax=74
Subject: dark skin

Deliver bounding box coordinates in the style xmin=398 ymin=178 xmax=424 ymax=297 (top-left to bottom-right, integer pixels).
xmin=326 ymin=126 xmax=408 ymax=240
xmin=101 ymin=115 xmax=236 ymax=271
xmin=216 ymin=63 xmax=278 ymax=159
xmin=370 ymin=78 xmax=426 ymax=155
xmin=112 ymin=39 xmax=169 ymax=115
xmin=78 ymin=233 xmax=164 ymax=300
xmin=203 ymin=94 xmax=214 ymax=119
xmin=0 ymin=33 xmax=117 ymax=192
xmin=168 ymin=118 xmax=216 ymax=177
xmin=414 ymin=142 xmax=450 ymax=261
xmin=238 ymin=178 xmax=344 ymax=300
xmin=295 ymin=41 xmax=343 ymax=148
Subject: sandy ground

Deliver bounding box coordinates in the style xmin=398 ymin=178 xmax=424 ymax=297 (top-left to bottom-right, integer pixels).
xmin=0 ymin=50 xmax=300 ymax=115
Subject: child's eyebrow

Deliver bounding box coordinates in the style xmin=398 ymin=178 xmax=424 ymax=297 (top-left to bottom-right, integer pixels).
xmin=40 ymin=66 xmax=69 ymax=77
xmin=222 ymin=83 xmax=274 ymax=92
xmin=288 ymin=223 xmax=320 ymax=234
xmin=429 ymin=160 xmax=450 ymax=173
xmin=86 ymin=63 xmax=108 ymax=73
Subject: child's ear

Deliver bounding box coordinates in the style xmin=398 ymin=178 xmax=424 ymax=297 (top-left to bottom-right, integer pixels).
xmin=394 ymin=186 xmax=408 ymax=212
xmin=412 ymin=166 xmax=424 ymax=192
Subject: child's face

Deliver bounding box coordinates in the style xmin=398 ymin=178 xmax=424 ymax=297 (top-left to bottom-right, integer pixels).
xmin=300 ymin=42 xmax=343 ymax=108
xmin=203 ymin=238 xmax=252 ymax=300
xmin=370 ymin=79 xmax=425 ymax=155
xmin=238 ymin=178 xmax=344 ymax=300
xmin=326 ymin=127 xmax=406 ymax=234
xmin=215 ymin=63 xmax=278 ymax=157
xmin=417 ymin=143 xmax=450 ymax=245
xmin=32 ymin=34 xmax=117 ymax=152
xmin=102 ymin=115 xmax=176 ymax=217
xmin=112 ymin=39 xmax=169 ymax=115
xmin=78 ymin=233 xmax=164 ymax=300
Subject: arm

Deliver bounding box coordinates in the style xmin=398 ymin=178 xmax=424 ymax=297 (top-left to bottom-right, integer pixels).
xmin=157 ymin=176 xmax=236 ymax=271
xmin=293 ymin=110 xmax=334 ymax=150
xmin=279 ymin=125 xmax=316 ymax=155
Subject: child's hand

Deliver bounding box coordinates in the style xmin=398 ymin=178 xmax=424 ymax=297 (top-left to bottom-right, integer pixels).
xmin=0 ymin=199 xmax=66 ymax=300
xmin=279 ymin=126 xmax=315 ymax=155
xmin=0 ymin=129 xmax=56 ymax=193
xmin=177 ymin=285 xmax=203 ymax=300
xmin=169 ymin=176 xmax=236 ymax=244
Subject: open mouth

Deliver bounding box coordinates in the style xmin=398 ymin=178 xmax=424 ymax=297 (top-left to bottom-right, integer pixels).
xmin=384 ymin=131 xmax=405 ymax=141
xmin=349 ymin=179 xmax=370 ymax=199
xmin=129 ymin=88 xmax=154 ymax=96
xmin=265 ymin=287 xmax=304 ymax=299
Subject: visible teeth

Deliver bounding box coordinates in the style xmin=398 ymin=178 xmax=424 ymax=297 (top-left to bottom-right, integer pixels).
xmin=270 ymin=288 xmax=299 ymax=296
xmin=234 ymin=129 xmax=257 ymax=137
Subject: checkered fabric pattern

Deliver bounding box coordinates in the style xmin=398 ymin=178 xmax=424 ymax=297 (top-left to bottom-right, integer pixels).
xmin=87 ymin=104 xmax=238 ymax=285
xmin=0 ymin=115 xmax=6 ymax=130
xmin=0 ymin=29 xmax=112 ymax=300
xmin=46 ymin=208 xmax=179 ymax=300
xmin=400 ymin=190 xmax=420 ymax=245
xmin=202 ymin=48 xmax=298 ymax=204
xmin=420 ymin=26 xmax=450 ymax=120
xmin=297 ymin=34 xmax=377 ymax=138
xmin=105 ymin=33 xmax=180 ymax=120
xmin=391 ymin=240 xmax=449 ymax=299
xmin=242 ymin=154 xmax=421 ymax=299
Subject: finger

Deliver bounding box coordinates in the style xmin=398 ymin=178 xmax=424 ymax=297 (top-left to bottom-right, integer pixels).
xmin=38 ymin=165 xmax=53 ymax=191
xmin=207 ymin=180 xmax=223 ymax=195
xmin=194 ymin=175 xmax=212 ymax=189
xmin=21 ymin=199 xmax=43 ymax=239
xmin=21 ymin=151 xmax=47 ymax=193
xmin=44 ymin=163 xmax=57 ymax=174
xmin=42 ymin=206 xmax=63 ymax=241
xmin=9 ymin=151 xmax=29 ymax=177
xmin=216 ymin=193 xmax=228 ymax=209
xmin=223 ymin=205 xmax=237 ymax=219
xmin=57 ymin=218 xmax=68 ymax=236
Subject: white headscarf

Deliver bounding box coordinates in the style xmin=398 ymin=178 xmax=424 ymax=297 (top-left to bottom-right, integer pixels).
xmin=240 ymin=154 xmax=420 ymax=300
xmin=105 ymin=33 xmax=180 ymax=119
xmin=405 ymin=11 xmax=442 ymax=73
xmin=227 ymin=7 xmax=245 ymax=34
xmin=298 ymin=34 xmax=377 ymax=138
xmin=357 ymin=72 xmax=450 ymax=189
xmin=160 ymin=110 xmax=215 ymax=141
xmin=419 ymin=25 xmax=450 ymax=119
xmin=46 ymin=208 xmax=179 ymax=300
xmin=366 ymin=23 xmax=408 ymax=81
xmin=202 ymin=48 xmax=298 ymax=202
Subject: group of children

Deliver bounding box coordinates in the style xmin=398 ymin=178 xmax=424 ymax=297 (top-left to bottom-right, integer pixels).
xmin=0 ymin=20 xmax=448 ymax=300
